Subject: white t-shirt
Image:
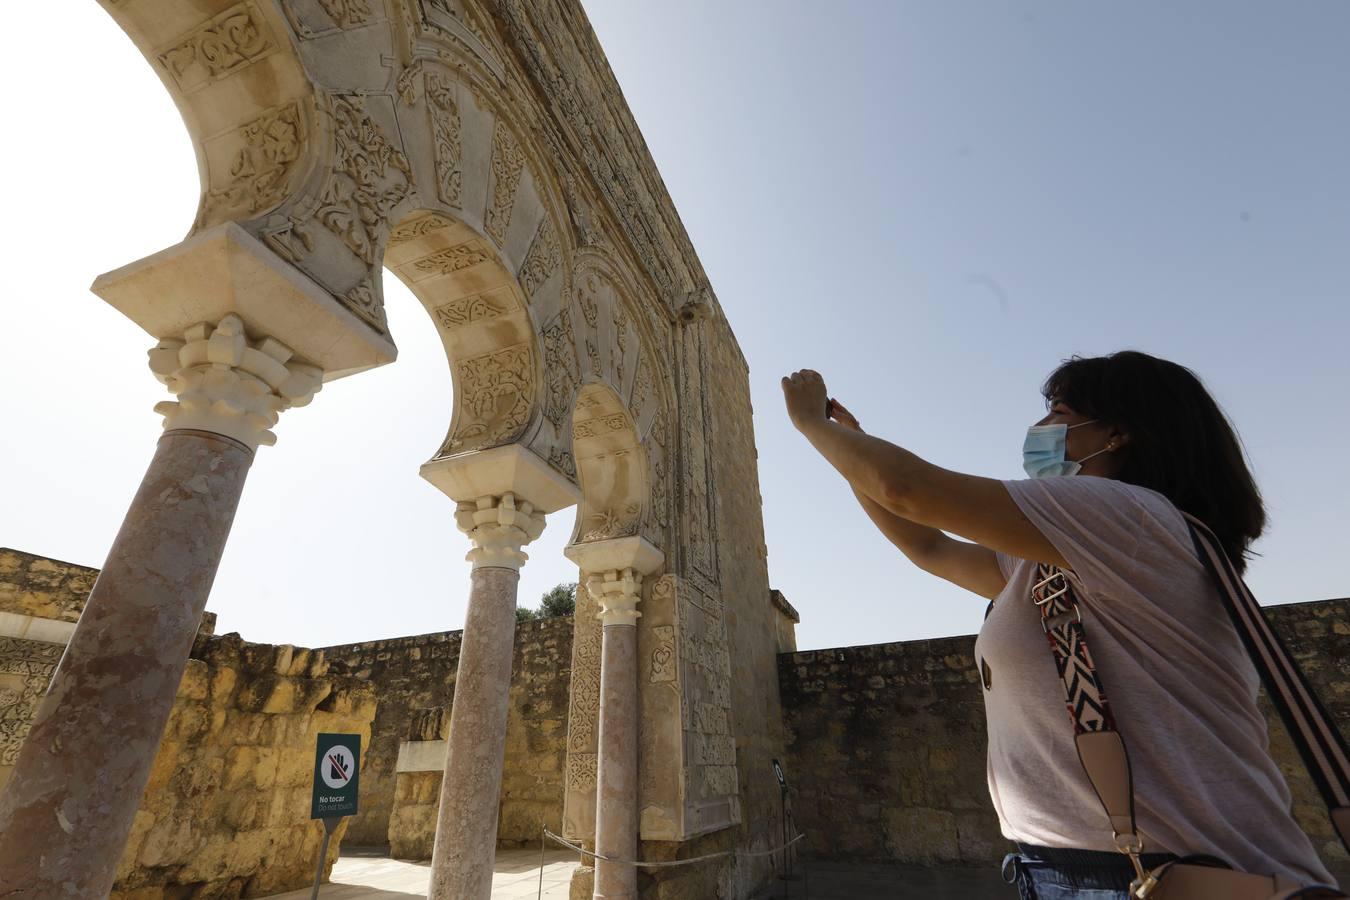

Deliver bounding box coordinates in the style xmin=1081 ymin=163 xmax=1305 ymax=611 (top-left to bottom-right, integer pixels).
xmin=974 ymin=475 xmax=1333 ymax=885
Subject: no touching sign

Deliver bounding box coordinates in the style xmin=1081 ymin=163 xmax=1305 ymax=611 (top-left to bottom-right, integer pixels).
xmin=311 ymin=733 xmax=360 ymax=819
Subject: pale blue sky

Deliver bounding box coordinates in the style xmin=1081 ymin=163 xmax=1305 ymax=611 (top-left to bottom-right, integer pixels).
xmin=2 ymin=3 xmax=1346 ymax=652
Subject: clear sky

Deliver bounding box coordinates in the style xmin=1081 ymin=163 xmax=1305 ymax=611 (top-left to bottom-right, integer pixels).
xmin=2 ymin=2 xmax=1347 ymax=652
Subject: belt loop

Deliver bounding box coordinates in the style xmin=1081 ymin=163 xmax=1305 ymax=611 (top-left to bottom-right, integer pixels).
xmin=1001 ymin=853 xmax=1037 ymax=900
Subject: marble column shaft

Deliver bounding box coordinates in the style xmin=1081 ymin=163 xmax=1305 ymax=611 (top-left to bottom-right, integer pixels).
xmin=429 ymin=493 xmax=546 ymax=900
xmin=591 ymin=569 xmax=643 ymax=900
xmin=428 ymin=566 xmax=521 ymax=900
xmin=0 ymin=430 xmax=253 ymax=897
xmin=0 ymin=315 xmax=320 ymax=896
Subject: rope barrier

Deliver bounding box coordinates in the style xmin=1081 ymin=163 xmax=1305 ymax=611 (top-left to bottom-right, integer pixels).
xmin=541 ymin=827 xmax=806 ymax=868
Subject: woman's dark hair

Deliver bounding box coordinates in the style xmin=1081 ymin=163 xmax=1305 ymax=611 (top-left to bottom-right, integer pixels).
xmin=1043 ymin=351 xmax=1265 ymax=572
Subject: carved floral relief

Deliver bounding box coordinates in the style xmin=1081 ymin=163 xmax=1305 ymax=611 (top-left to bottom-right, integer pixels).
xmin=205 ymin=103 xmax=304 ymax=218
xmin=0 ymin=638 xmax=62 ymax=768
xmin=317 ymin=96 xmax=414 ymax=269
xmin=542 ymin=310 xmax=579 ymax=430
xmin=442 ymin=343 xmax=533 ymax=453
xmin=389 ymin=213 xmax=453 ymax=245
xmin=425 ymin=71 xmax=464 ymax=207
xmin=407 ymin=243 xmax=491 ymax=281
xmin=432 ymin=292 xmax=509 ymax=330
xmin=518 ymin=216 xmax=561 ymax=301
xmin=485 ymin=121 xmax=527 ymax=246
xmin=158 ymin=2 xmax=277 ymax=93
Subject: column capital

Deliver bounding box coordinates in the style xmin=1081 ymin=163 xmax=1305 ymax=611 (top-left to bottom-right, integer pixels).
xmin=421 ymin=444 xmax=581 ymax=514
xmin=586 ymin=568 xmax=644 ymax=627
xmin=563 ymin=535 xmax=664 ymax=577
xmin=148 ymin=314 xmax=322 ymax=452
xmin=454 ymin=492 xmax=546 ymax=571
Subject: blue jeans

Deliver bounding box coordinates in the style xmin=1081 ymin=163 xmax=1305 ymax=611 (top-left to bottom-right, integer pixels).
xmin=1002 ymin=844 xmax=1177 ymax=900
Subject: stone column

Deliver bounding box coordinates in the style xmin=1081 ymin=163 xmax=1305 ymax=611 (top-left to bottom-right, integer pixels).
xmin=0 ymin=315 xmax=321 ymax=897
xmin=563 ymin=537 xmax=664 ymax=900
xmin=590 ymin=568 xmax=644 ymax=900
xmin=427 ymin=493 xmax=546 ymax=900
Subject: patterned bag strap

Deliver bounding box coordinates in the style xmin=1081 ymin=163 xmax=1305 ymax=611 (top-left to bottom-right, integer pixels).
xmin=1181 ymin=514 xmax=1350 ymax=853
xmin=1033 ymin=566 xmax=1143 ymax=850
xmin=1034 ymin=521 xmax=1350 ymax=859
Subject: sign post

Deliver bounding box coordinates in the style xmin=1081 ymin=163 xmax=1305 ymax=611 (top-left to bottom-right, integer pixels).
xmin=309 ymin=733 xmax=360 ymax=900
xmin=772 ymin=758 xmax=796 ymax=883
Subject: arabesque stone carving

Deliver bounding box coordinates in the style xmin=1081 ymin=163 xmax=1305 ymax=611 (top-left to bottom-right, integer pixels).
xmin=157 ymin=2 xmax=277 ymax=93
xmin=0 ymin=639 xmax=62 ymax=771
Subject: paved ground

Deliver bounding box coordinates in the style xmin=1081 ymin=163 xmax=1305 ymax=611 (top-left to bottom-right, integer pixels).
xmin=753 ymin=860 xmax=1012 ymax=899
xmin=266 ymin=849 xmax=1013 ymax=899
xmin=266 ymin=847 xmax=578 ymax=899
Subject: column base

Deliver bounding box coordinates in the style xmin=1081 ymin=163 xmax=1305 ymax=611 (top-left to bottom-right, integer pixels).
xmin=569 ymin=865 xmax=595 ymax=900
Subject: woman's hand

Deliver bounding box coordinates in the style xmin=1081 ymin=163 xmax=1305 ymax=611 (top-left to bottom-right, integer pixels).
xmin=829 ymin=398 xmax=864 ymax=433
xmin=782 ymin=369 xmax=831 ymax=433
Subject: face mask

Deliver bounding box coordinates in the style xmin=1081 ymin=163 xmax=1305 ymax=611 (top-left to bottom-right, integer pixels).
xmin=1022 ymin=420 xmax=1110 ymax=479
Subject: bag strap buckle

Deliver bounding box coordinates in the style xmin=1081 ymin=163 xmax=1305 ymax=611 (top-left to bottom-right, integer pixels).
xmin=1041 ymin=602 xmax=1081 ymax=633
xmin=1114 ymin=832 xmax=1159 ymax=899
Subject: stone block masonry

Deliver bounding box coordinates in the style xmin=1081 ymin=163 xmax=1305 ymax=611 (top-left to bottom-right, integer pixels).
xmin=779 ymin=634 xmax=1002 ymax=868
xmin=0 ymin=547 xmax=97 ymax=624
xmin=322 ymin=614 xmax=574 ymax=851
xmin=0 ymin=549 xmax=215 ymax=793
xmin=778 ymin=597 xmax=1350 ymax=885
xmin=110 ymin=633 xmax=377 ymax=899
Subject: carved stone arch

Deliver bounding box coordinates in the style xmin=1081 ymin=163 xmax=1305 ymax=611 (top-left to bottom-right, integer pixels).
xmin=98 ymin=2 xmax=573 ymax=365
xmin=369 ymin=61 xmax=573 ymax=463
xmin=97 ymin=1 xmax=325 ymax=241
xmin=524 ymin=248 xmax=678 ymax=534
xmin=567 ymin=250 xmax=673 ymax=436
xmin=567 ymin=383 xmax=647 ymax=547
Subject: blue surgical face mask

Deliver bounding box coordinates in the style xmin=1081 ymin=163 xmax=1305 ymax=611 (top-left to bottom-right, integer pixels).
xmin=1022 ymin=420 xmax=1109 ymax=478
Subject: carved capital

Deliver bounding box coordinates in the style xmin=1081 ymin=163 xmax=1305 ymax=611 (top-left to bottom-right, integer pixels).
xmin=454 ymin=492 xmax=546 ymax=570
xmin=587 ymin=568 xmax=643 ymax=627
xmin=147 ymin=314 xmax=322 ymax=452
xmin=677 ymin=287 xmax=713 ymax=325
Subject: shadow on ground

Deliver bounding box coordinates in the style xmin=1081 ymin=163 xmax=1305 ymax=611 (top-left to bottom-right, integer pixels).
xmin=754 ymin=860 xmax=1012 ymax=900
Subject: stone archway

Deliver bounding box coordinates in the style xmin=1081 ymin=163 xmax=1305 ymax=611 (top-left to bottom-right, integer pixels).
xmin=0 ymin=3 xmax=789 ymax=899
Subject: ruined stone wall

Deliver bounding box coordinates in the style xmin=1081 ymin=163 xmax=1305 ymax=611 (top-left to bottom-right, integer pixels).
xmin=318 ymin=630 xmax=462 ymax=846
xmin=0 ymin=549 xmax=97 ymax=791
xmin=779 ymin=597 xmax=1350 ymax=885
xmin=0 ymin=549 xmax=215 ymax=794
xmin=110 ymin=634 xmax=377 ymax=899
xmin=0 ymin=547 xmax=96 ymax=624
xmin=322 ymin=614 xmax=573 ymax=850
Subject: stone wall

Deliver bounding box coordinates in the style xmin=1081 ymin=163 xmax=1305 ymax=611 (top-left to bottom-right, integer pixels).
xmin=0 ymin=548 xmax=215 ymax=793
xmin=389 ymin=708 xmax=450 ymax=860
xmin=322 ymin=614 xmax=574 ymax=850
xmin=109 ymin=634 xmax=377 ymax=898
xmin=629 ymin=316 xmax=791 ymax=900
xmin=779 ymin=597 xmax=1350 ymax=885
xmin=0 ymin=548 xmax=98 ymax=791
xmin=0 ymin=547 xmax=96 ymax=624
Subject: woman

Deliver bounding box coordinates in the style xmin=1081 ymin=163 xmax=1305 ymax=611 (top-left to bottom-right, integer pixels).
xmin=781 ymin=351 xmax=1335 ymax=897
